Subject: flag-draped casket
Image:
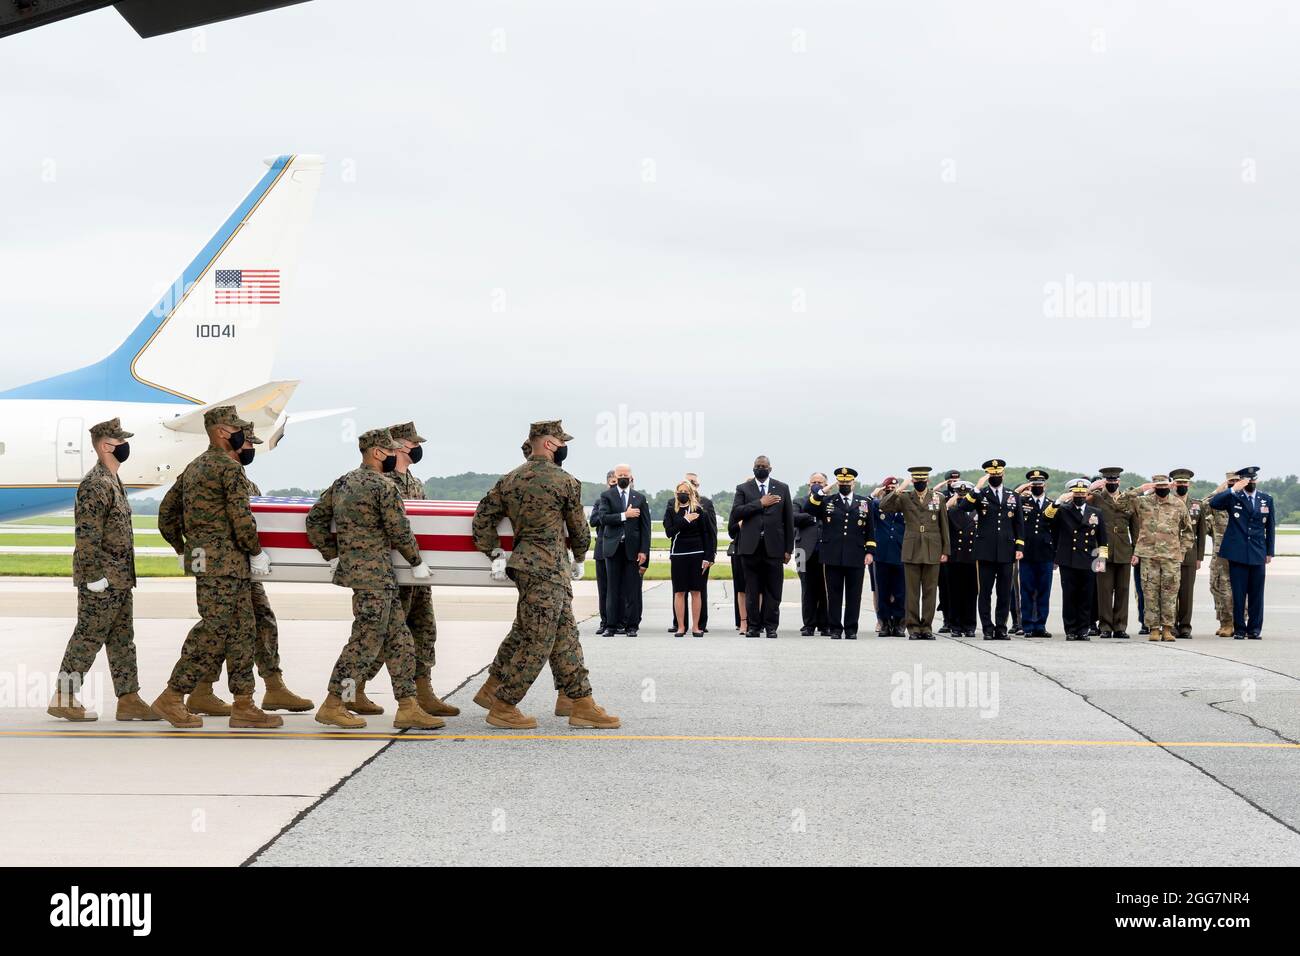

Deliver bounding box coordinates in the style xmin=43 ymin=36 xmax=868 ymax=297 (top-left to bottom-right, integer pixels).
xmin=250 ymin=497 xmax=513 ymax=586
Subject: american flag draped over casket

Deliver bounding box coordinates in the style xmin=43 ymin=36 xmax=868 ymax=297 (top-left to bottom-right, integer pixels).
xmin=250 ymin=496 xmax=514 ymax=587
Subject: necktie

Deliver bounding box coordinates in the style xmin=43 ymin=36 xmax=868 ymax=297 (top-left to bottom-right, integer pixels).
xmin=621 ymin=490 xmax=627 ymax=510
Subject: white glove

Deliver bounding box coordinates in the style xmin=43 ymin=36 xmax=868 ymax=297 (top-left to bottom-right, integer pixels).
xmin=86 ymin=577 xmax=109 ymax=593
xmin=327 ymin=557 xmax=340 ymax=571
xmin=250 ymin=553 xmax=271 ymax=576
xmin=570 ymin=561 xmax=585 ymax=581
xmin=489 ymin=547 xmax=508 ymax=582
xmin=409 ymin=562 xmax=431 ymax=580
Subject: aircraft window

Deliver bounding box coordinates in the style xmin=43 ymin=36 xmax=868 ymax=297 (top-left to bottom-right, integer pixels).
xmin=0 ymin=442 xmax=5 ymax=454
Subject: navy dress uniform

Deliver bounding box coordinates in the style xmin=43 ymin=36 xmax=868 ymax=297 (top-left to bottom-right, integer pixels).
xmin=1208 ymin=467 xmax=1275 ymax=639
xmin=812 ymin=468 xmax=876 ymax=639
xmin=956 ymin=459 xmax=1025 ymax=639
xmin=935 ymin=469 xmax=961 ymax=633
xmin=1018 ymin=469 xmax=1056 ymax=637
xmin=870 ymin=478 xmax=907 ymax=636
xmin=1047 ymin=480 xmax=1110 ymax=640
xmin=944 ymin=481 xmax=979 ymax=636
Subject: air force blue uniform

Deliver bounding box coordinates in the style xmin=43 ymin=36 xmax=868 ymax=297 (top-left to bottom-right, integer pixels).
xmin=1208 ymin=487 xmax=1275 ymax=637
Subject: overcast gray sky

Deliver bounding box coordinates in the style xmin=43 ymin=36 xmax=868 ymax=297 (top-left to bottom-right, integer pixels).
xmin=3 ymin=0 xmax=1298 ymax=494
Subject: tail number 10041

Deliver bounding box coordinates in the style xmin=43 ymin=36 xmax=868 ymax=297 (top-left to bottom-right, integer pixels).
xmin=196 ymin=324 xmax=236 ymax=338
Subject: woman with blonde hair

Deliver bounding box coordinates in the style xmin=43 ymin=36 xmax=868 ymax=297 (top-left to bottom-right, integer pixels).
xmin=664 ymin=480 xmax=717 ymax=637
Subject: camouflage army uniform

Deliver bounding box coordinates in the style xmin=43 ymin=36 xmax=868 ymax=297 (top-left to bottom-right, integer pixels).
xmin=1122 ymin=488 xmax=1194 ymax=632
xmin=307 ymin=462 xmax=423 ymax=701
xmin=58 ymin=457 xmax=140 ymax=697
xmin=1204 ymin=493 xmax=1235 ymax=630
xmin=163 ymin=441 xmax=262 ymax=696
xmin=472 ymin=452 xmax=591 ymax=705
xmin=173 ymin=474 xmax=282 ymax=683
xmin=362 ymin=464 xmax=437 ymax=683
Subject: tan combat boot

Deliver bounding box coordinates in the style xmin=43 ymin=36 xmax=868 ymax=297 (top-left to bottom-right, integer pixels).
xmin=554 ymin=693 xmax=574 ymax=717
xmin=344 ymin=681 xmax=385 ymax=715
xmin=568 ymin=695 xmax=621 ymax=729
xmin=261 ymin=673 xmax=314 ymax=712
xmin=315 ymin=693 xmax=367 ymax=729
xmin=115 ymin=692 xmax=159 ymax=721
xmin=1161 ymin=626 xmax=1176 ymax=642
xmin=416 ymin=676 xmax=460 ymax=717
xmin=394 ymin=697 xmax=445 ymax=730
xmin=230 ymin=694 xmax=284 ymax=729
xmin=1147 ymin=628 xmax=1161 ymax=642
xmin=151 ymin=688 xmax=202 ymax=728
xmin=486 ymin=700 xmax=538 ymax=730
xmin=473 ymin=675 xmax=501 ymax=710
xmin=47 ymin=691 xmax=97 ymax=722
xmin=1216 ymin=624 xmax=1234 ymax=638
xmin=186 ymin=680 xmax=231 ymax=717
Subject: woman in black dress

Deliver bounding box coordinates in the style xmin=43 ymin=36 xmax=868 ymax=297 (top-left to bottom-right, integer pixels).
xmin=664 ymin=481 xmax=717 ymax=637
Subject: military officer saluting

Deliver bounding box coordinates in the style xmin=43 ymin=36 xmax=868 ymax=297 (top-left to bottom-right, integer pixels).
xmin=307 ymin=428 xmax=442 ymax=730
xmin=48 ymin=419 xmax=159 ymax=722
xmin=1045 ymin=479 xmax=1109 ymax=640
xmin=943 ymin=480 xmax=979 ymax=637
xmin=880 ymin=466 xmax=949 ymax=640
xmin=1209 ymin=466 xmax=1275 ymax=639
xmin=1170 ymin=468 xmax=1206 ymax=639
xmin=1016 ymin=469 xmax=1055 ymax=638
xmin=1088 ymin=466 xmax=1139 ymax=639
xmin=1119 ymin=475 xmax=1195 ymax=642
xmin=956 ymin=459 xmax=1024 ymax=640
xmin=811 ymin=467 xmax=876 ymax=640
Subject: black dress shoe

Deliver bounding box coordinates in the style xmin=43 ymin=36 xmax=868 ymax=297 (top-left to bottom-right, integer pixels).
xmin=995 ymin=626 xmax=1008 ymax=639
xmin=625 ymin=628 xmax=638 ymax=637
xmin=938 ymin=624 xmax=951 ymax=634
xmin=1041 ymin=630 xmax=1053 ymax=638
xmin=1113 ymin=631 xmax=1130 ymax=640
xmin=1099 ymin=630 xmax=1112 ymax=639
xmin=745 ymin=629 xmax=761 ymax=638
xmin=845 ymin=632 xmax=857 ymax=640
xmin=908 ymin=632 xmax=919 ymax=640
xmin=611 ymin=628 xmax=626 ymax=635
xmin=831 ymin=631 xmax=842 ymax=640
xmin=799 ymin=627 xmax=814 ymax=636
xmin=1248 ymin=633 xmax=1262 ymax=640
xmin=918 ymin=632 xmax=936 ymax=640
xmin=983 ymin=627 xmax=995 ymax=639
xmin=1176 ymin=631 xmax=1192 ymax=639
xmin=1087 ymin=626 xmax=1100 ymax=636
xmin=667 ymin=625 xmax=678 ymax=633
xmin=817 ymin=629 xmax=831 ymax=636
xmin=1077 ymin=634 xmax=1091 ymax=641
xmin=1138 ymin=625 xmax=1150 ymax=635
xmin=766 ymin=630 xmax=779 ymax=639
xmin=1012 ymin=626 xmax=1024 ymax=635
xmin=1233 ymin=632 xmax=1246 ymax=640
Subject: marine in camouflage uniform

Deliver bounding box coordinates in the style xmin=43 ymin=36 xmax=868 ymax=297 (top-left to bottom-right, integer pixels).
xmin=1120 ymin=475 xmax=1195 ymax=642
xmin=166 ymin=425 xmax=314 ymax=714
xmin=307 ymin=428 xmax=440 ymax=731
xmin=357 ymin=421 xmax=458 ymax=718
xmin=1204 ymin=470 xmax=1237 ymax=636
xmin=48 ymin=418 xmax=158 ymax=722
xmin=471 ymin=420 xmax=618 ymax=729
xmin=153 ymin=407 xmax=281 ymax=729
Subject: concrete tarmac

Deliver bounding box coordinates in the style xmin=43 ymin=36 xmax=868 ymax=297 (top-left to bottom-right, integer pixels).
xmin=2 ymin=565 xmax=1298 ymax=866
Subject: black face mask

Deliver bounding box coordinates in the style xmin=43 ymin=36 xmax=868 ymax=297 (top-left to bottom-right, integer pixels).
xmin=228 ymin=430 xmax=246 ymax=451
xmin=1175 ymin=486 xmax=1188 ymax=496
xmin=381 ymin=454 xmax=397 ymax=473
xmin=838 ymin=484 xmax=853 ymax=496
xmin=753 ymin=467 xmax=771 ymax=481
xmin=1245 ymin=482 xmax=1257 ymax=493
xmin=677 ymin=492 xmax=690 ymax=504
xmin=913 ymin=480 xmax=928 ymax=492
xmin=1105 ymin=482 xmax=1119 ymax=493
xmin=552 ymin=444 xmax=568 ymax=466
xmin=408 ymin=445 xmax=423 ymax=464
xmin=111 ymin=442 xmax=131 ymax=463
xmin=1155 ymin=487 xmax=1170 ymax=498
xmin=238 ymin=448 xmax=256 ymax=466
xmin=617 ymin=477 xmax=631 ymax=489
xmin=1074 ymin=496 xmax=1087 ymax=507
xmin=988 ymin=475 xmax=1003 ymax=487
xmin=1030 ymin=484 xmax=1045 ymax=496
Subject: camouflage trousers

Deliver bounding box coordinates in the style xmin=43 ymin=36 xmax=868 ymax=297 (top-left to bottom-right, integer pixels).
xmin=1140 ymin=557 xmax=1181 ymax=628
xmin=201 ymin=580 xmax=281 ymax=683
xmin=365 ymin=585 xmax=435 ymax=683
xmin=328 ymin=587 xmax=416 ymax=701
xmin=495 ymin=571 xmax=591 ymax=706
xmin=1210 ymin=555 xmax=1234 ymax=626
xmin=168 ymin=576 xmax=257 ymax=696
xmin=58 ymin=587 xmax=139 ymax=697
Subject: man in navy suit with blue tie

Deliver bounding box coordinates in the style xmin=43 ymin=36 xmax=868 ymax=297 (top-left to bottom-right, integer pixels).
xmin=1208 ymin=466 xmax=1275 ymax=639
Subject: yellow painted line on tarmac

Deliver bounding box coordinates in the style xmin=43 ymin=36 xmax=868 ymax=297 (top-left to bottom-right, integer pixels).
xmin=0 ymin=729 xmax=1297 ymax=748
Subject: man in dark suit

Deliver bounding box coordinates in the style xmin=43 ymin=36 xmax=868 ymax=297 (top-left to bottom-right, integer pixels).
xmin=956 ymin=458 xmax=1024 ymax=639
xmin=1046 ymin=479 xmax=1108 ymax=640
xmin=794 ymin=471 xmax=830 ymax=636
xmin=730 ymin=455 xmax=795 ymax=638
xmin=595 ymin=464 xmax=651 ymax=636
xmin=590 ymin=470 xmax=616 ymax=635
xmin=1209 ymin=466 xmax=1276 ymax=639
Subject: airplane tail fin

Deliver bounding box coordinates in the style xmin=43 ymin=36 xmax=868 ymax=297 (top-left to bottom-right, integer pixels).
xmin=1 ymin=154 xmax=322 ymax=404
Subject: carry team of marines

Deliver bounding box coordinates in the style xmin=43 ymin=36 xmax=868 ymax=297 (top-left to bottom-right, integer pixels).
xmin=44 ymin=413 xmax=1280 ymax=727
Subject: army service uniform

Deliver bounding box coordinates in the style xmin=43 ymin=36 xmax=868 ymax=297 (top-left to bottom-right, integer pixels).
xmin=1089 ymin=479 xmax=1139 ymax=636
xmin=956 ymin=465 xmax=1024 ymax=638
xmin=879 ymin=473 xmax=950 ymax=639
xmin=810 ymin=481 xmax=876 ymax=639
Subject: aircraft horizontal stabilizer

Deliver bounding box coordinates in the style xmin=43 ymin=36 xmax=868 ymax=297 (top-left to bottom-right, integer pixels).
xmin=161 ymin=380 xmax=300 ymax=438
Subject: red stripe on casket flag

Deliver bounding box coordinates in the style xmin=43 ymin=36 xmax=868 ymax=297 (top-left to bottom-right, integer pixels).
xmin=258 ymin=531 xmax=514 ymax=552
